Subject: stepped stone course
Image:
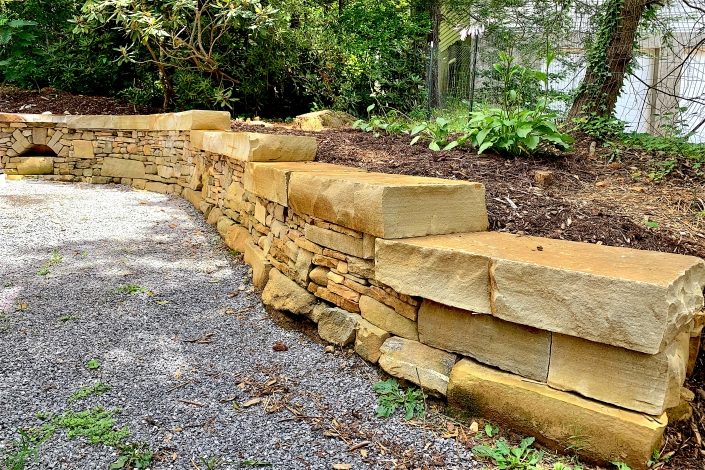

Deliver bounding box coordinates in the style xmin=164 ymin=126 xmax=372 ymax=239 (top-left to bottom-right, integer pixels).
xmin=2 ymin=110 xmax=703 ymax=468
xmin=448 ymin=359 xmax=667 ymax=469
xmin=377 ymin=231 xmax=705 ymax=353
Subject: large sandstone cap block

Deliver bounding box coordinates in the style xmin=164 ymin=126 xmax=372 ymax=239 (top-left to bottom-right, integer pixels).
xmin=548 ymin=332 xmax=690 ymax=415
xmin=289 ymin=172 xmax=488 ymax=238
xmin=418 ymin=300 xmax=550 ymax=382
xmin=243 ymin=162 xmax=365 ymax=206
xmin=448 ymin=359 xmax=667 ymax=469
xmin=101 ymin=157 xmax=146 ymax=179
xmin=65 ymin=110 xmax=230 ymax=130
xmin=192 ymin=131 xmax=317 ymax=162
xmin=376 ymin=231 xmax=705 ymax=353
xmin=378 ymin=336 xmax=457 ymax=396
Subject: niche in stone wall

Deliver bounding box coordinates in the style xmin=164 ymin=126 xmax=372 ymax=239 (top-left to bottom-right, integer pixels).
xmin=16 ymin=144 xmax=56 ymax=175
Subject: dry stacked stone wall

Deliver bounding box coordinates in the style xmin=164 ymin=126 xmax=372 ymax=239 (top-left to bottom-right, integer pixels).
xmin=2 ymin=111 xmax=704 ymax=470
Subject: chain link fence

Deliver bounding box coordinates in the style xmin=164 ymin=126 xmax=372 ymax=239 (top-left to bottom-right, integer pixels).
xmin=432 ymin=0 xmax=705 ymax=142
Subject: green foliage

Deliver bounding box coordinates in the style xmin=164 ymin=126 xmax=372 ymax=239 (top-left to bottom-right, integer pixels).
xmin=37 ymin=250 xmax=62 ymax=276
xmin=372 ymin=379 xmax=425 ymax=420
xmin=465 ymin=107 xmax=573 ymax=156
xmin=572 ymin=114 xmax=626 ymax=141
xmin=1 ymin=426 xmax=55 ymax=470
xmin=472 ymin=437 xmax=544 ymax=470
xmin=116 ymin=284 xmax=148 ymax=295
xmin=70 ymin=382 xmax=111 ymax=401
xmin=52 ymin=407 xmax=130 ymax=447
xmin=85 ymin=358 xmax=101 ymax=370
xmin=610 ymin=462 xmax=631 ymax=470
xmin=111 ymin=442 xmax=153 ymax=469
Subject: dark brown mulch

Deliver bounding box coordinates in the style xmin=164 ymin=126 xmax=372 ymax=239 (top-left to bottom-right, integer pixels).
xmin=0 ymin=86 xmax=154 ymax=115
xmin=233 ymin=121 xmax=705 ymax=260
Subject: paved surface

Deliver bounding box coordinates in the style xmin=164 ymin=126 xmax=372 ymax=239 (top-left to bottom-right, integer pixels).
xmin=0 ymin=180 xmax=476 ymax=469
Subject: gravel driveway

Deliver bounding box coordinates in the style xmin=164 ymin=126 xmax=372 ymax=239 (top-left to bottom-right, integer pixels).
xmin=0 ymin=181 xmax=476 ymax=469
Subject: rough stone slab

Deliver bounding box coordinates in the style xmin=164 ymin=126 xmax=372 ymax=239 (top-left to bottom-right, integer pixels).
xmin=448 ymin=359 xmax=667 ymax=469
xmin=318 ymin=307 xmax=361 ymax=346
xmin=244 ymin=240 xmax=272 ymax=289
xmin=15 ymin=157 xmax=53 ymax=175
xmin=376 ymin=232 xmax=705 ymax=353
xmin=192 ymin=131 xmax=317 ymax=162
xmin=359 ymin=295 xmax=418 ymax=340
xmin=304 ymin=224 xmax=371 ymax=259
xmin=289 ymin=171 xmax=488 ymax=239
xmin=72 ymin=140 xmax=95 ymax=158
xmin=418 ymin=300 xmax=550 ymax=382
xmin=379 ymin=336 xmax=456 ymax=396
xmin=355 ymin=318 xmax=390 ymax=363
xmin=65 ymin=110 xmax=230 ymax=130
xmin=243 ymin=162 xmax=364 ymax=206
xmin=101 ymin=157 xmax=146 ymax=179
xmin=262 ymin=268 xmax=316 ymax=315
xmin=144 ymin=182 xmax=170 ymax=194
xmin=223 ymin=223 xmax=249 ymax=254
xmin=548 ymin=332 xmax=690 ymax=415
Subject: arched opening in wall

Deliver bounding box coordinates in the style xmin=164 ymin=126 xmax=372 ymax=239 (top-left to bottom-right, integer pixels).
xmin=16 ymin=144 xmax=57 ymax=175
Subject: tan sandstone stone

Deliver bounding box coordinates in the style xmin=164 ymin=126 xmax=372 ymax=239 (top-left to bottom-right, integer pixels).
xmin=354 ymin=318 xmax=390 ymax=363
xmin=292 ymin=110 xmax=356 ymax=131
xmin=317 ymin=307 xmax=361 ymax=346
xmin=288 ymin=172 xmax=488 ymax=238
xmin=304 ymin=224 xmax=372 ymax=259
xmin=548 ymin=332 xmax=690 ymax=415
xmin=448 ymin=359 xmax=667 ymax=469
xmin=243 ymin=162 xmax=364 ymax=206
xmin=378 ymin=337 xmax=457 ymax=396
xmin=376 ymin=231 xmax=705 ymax=354
xmin=223 ymin=224 xmax=249 ymax=253
xmin=359 ymin=295 xmax=418 ymax=341
xmin=262 ymin=268 xmax=316 ymax=315
xmin=15 ymin=157 xmax=53 ymax=175
xmin=244 ymin=240 xmax=272 ymax=289
xmin=72 ymin=140 xmax=95 ymax=158
xmin=192 ymin=131 xmax=317 ymax=162
xmin=145 ymin=181 xmax=170 ymax=194
xmin=101 ymin=157 xmax=146 ymax=179
xmin=418 ymin=300 xmax=550 ymax=382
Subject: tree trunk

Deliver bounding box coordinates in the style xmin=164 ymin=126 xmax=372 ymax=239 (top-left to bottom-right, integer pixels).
xmin=429 ymin=0 xmax=442 ymax=108
xmin=567 ymin=0 xmax=648 ymax=120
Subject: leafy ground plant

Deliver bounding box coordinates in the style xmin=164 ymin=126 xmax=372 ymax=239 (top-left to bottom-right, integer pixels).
xmin=1 ymin=426 xmax=55 ymax=470
xmin=85 ymin=358 xmax=101 ymax=370
xmin=52 ymin=407 xmax=130 ymax=447
xmin=111 ymin=442 xmax=153 ymax=469
xmin=372 ymin=378 xmax=425 ymax=420
xmin=116 ymin=284 xmax=149 ymax=295
xmin=472 ymin=436 xmax=544 ymax=469
xmin=37 ymin=249 xmax=62 ymax=276
xmin=69 ymin=381 xmax=111 ymax=401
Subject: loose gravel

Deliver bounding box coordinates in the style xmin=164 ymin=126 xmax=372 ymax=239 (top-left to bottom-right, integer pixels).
xmin=0 ymin=180 xmax=477 ymax=469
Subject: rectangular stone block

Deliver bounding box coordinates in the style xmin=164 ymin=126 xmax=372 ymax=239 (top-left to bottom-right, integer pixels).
xmin=289 ymin=172 xmax=488 ymax=238
xmin=379 ymin=336 xmax=457 ymax=396
xmin=359 ymin=295 xmax=418 ymax=340
xmin=418 ymin=300 xmax=550 ymax=382
xmin=448 ymin=359 xmax=666 ymax=470
xmin=73 ymin=140 xmax=95 ymax=158
xmin=548 ymin=332 xmax=690 ymax=415
xmin=304 ymin=224 xmax=372 ymax=259
xmin=243 ymin=162 xmax=365 ymax=206
xmin=244 ymin=240 xmax=272 ymax=289
xmin=192 ymin=131 xmax=317 ymax=162
xmin=15 ymin=157 xmax=53 ymax=175
xmin=101 ymin=157 xmax=146 ymax=179
xmin=376 ymin=232 xmax=705 ymax=354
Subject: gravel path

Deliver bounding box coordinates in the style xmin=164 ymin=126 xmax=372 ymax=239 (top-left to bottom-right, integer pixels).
xmin=0 ymin=181 xmax=477 ymax=470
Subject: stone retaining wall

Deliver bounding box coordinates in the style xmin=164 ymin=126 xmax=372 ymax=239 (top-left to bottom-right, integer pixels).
xmin=2 ymin=111 xmax=704 ymax=469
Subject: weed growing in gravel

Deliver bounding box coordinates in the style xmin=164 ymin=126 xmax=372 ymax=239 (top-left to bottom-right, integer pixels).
xmin=37 ymin=250 xmax=62 ymax=276
xmin=69 ymin=382 xmax=111 ymax=401
xmin=373 ymin=379 xmax=425 ymax=420
xmin=116 ymin=284 xmax=150 ymax=295
xmin=52 ymin=407 xmax=130 ymax=447
xmin=1 ymin=426 xmax=55 ymax=470
xmin=199 ymin=456 xmax=222 ymax=469
xmin=239 ymin=459 xmax=273 ymax=467
xmin=611 ymin=462 xmax=631 ymax=470
xmin=59 ymin=314 xmax=78 ymax=323
xmin=85 ymin=358 xmax=101 ymax=370
xmin=111 ymin=442 xmax=153 ymax=469
xmin=472 ymin=436 xmax=544 ymax=469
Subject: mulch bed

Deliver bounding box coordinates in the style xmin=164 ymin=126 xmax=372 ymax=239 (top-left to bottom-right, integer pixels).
xmin=0 ymin=86 xmax=154 ymax=115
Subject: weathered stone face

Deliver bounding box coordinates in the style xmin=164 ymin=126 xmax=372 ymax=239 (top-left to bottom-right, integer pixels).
xmin=448 ymin=359 xmax=667 ymax=470
xmin=261 ymin=268 xmax=316 ymax=315
xmin=244 ymin=241 xmax=272 ymax=289
xmin=377 ymin=232 xmax=705 ymax=354
xmin=193 ymin=131 xmax=317 ymax=162
xmin=354 ymin=318 xmax=390 ymax=363
xmin=317 ymin=307 xmax=360 ymax=346
xmin=378 ymin=336 xmax=457 ymax=396
xmin=359 ymin=295 xmax=418 ymax=341
xmin=15 ymin=157 xmax=53 ymax=175
xmin=418 ymin=300 xmax=550 ymax=382
xmin=101 ymin=157 xmax=145 ymax=179
xmin=289 ymin=171 xmax=488 ymax=239
xmin=548 ymin=332 xmax=690 ymax=415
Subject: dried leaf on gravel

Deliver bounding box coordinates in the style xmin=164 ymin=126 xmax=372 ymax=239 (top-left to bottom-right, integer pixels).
xmin=272 ymin=341 xmax=288 ymax=352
